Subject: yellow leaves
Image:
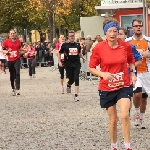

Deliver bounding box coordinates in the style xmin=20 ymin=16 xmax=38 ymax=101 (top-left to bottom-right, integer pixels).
xmin=55 ymin=0 xmax=73 ymax=15
xmin=28 ymin=0 xmax=73 ymax=15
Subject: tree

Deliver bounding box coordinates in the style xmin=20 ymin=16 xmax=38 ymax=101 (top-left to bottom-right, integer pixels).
xmin=29 ymin=0 xmax=73 ymax=42
xmin=0 ymin=0 xmax=101 ymax=41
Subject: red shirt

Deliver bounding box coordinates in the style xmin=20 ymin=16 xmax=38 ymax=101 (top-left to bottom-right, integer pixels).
xmin=89 ymin=39 xmax=135 ymax=91
xmin=55 ymin=42 xmax=61 ymax=51
xmin=26 ymin=47 xmax=36 ymax=59
xmin=3 ymin=38 xmax=21 ymax=61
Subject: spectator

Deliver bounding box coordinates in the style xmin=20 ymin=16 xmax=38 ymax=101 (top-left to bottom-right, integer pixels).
xmin=85 ymin=35 xmax=93 ymax=54
xmin=90 ymin=35 xmax=103 ymax=52
xmin=79 ymin=37 xmax=86 ymax=56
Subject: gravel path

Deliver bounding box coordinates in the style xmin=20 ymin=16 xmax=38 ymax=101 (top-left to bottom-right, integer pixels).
xmin=0 ymin=67 xmax=150 ymax=150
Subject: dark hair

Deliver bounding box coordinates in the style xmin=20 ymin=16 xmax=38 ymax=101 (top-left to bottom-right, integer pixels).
xmin=9 ymin=29 xmax=16 ymax=33
xmin=95 ymin=35 xmax=103 ymax=42
xmin=103 ymin=17 xmax=119 ymax=29
xmin=59 ymin=33 xmax=64 ymax=37
xmin=132 ymin=18 xmax=143 ymax=27
xmin=79 ymin=37 xmax=85 ymax=41
xmin=119 ymin=27 xmax=127 ymax=35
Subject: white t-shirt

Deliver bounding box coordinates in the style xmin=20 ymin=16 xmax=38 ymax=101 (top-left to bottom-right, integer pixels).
xmin=0 ymin=46 xmax=6 ymax=59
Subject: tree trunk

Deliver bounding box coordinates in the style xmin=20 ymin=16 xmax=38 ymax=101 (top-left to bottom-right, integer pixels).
xmin=48 ymin=12 xmax=54 ymax=44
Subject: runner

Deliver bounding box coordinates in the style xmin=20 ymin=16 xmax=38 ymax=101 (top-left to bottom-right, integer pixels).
xmin=118 ymin=27 xmax=142 ymax=116
xmin=89 ymin=17 xmax=136 ymax=150
xmin=55 ymin=34 xmax=65 ymax=56
xmin=3 ymin=29 xmax=22 ymax=96
xmin=126 ymin=18 xmax=150 ymax=129
xmin=58 ymin=36 xmax=67 ymax=94
xmin=24 ymin=42 xmax=36 ymax=79
xmin=55 ymin=34 xmax=68 ymax=93
xmin=0 ymin=38 xmax=6 ymax=74
xmin=118 ymin=27 xmax=142 ymax=67
xmin=58 ymin=30 xmax=85 ymax=101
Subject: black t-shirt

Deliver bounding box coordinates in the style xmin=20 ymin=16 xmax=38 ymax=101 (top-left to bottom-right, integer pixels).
xmin=59 ymin=42 xmax=81 ymax=67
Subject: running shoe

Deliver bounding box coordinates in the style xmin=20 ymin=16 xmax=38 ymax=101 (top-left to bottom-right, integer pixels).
xmin=32 ymin=74 xmax=36 ymax=78
xmin=61 ymin=87 xmax=64 ymax=94
xmin=12 ymin=89 xmax=16 ymax=96
xmin=140 ymin=119 xmax=146 ymax=129
xmin=74 ymin=96 xmax=79 ymax=102
xmin=134 ymin=114 xmax=140 ymax=126
xmin=1 ymin=71 xmax=5 ymax=75
xmin=67 ymin=87 xmax=71 ymax=93
xmin=16 ymin=90 xmax=20 ymax=96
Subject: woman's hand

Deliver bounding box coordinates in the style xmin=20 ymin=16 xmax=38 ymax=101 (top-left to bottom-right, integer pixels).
xmin=82 ymin=58 xmax=86 ymax=63
xmin=101 ymin=72 xmax=114 ymax=81
xmin=59 ymin=61 xmax=63 ymax=67
xmin=130 ymin=73 xmax=137 ymax=88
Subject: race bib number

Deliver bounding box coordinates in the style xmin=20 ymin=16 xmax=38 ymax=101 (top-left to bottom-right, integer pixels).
xmin=108 ymin=72 xmax=124 ymax=88
xmin=10 ymin=51 xmax=17 ymax=58
xmin=69 ymin=48 xmax=78 ymax=55
xmin=61 ymin=53 xmax=64 ymax=60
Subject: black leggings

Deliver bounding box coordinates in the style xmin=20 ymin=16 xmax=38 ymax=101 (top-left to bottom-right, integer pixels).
xmin=59 ymin=66 xmax=64 ymax=79
xmin=8 ymin=58 xmax=20 ymax=90
xmin=59 ymin=65 xmax=69 ymax=79
xmin=28 ymin=59 xmax=36 ymax=76
xmin=66 ymin=67 xmax=80 ymax=86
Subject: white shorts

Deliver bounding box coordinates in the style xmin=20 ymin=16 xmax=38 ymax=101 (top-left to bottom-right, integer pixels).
xmin=134 ymin=72 xmax=150 ymax=95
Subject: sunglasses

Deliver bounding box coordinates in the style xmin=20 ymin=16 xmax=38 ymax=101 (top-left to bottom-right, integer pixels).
xmin=132 ymin=25 xmax=143 ymax=27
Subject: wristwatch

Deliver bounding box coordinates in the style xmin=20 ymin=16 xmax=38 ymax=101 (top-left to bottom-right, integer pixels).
xmin=130 ymin=69 xmax=136 ymax=73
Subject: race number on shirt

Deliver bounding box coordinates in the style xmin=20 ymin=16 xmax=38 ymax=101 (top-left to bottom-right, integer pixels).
xmin=69 ymin=48 xmax=78 ymax=55
xmin=9 ymin=51 xmax=17 ymax=58
xmin=61 ymin=53 xmax=64 ymax=61
xmin=108 ymin=72 xmax=124 ymax=88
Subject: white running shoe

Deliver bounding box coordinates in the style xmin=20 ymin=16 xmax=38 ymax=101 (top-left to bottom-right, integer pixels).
xmin=74 ymin=96 xmax=79 ymax=102
xmin=12 ymin=89 xmax=16 ymax=96
xmin=134 ymin=114 xmax=140 ymax=126
xmin=140 ymin=119 xmax=146 ymax=129
xmin=32 ymin=74 xmax=36 ymax=78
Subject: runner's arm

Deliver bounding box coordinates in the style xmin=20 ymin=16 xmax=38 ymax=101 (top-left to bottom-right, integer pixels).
xmin=131 ymin=44 xmax=142 ymax=67
xmin=88 ymin=45 xmax=102 ymax=77
xmin=55 ymin=43 xmax=60 ymax=57
xmin=79 ymin=45 xmax=85 ymax=61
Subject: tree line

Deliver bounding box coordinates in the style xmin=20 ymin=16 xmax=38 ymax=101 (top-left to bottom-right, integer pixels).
xmin=0 ymin=0 xmax=100 ymax=42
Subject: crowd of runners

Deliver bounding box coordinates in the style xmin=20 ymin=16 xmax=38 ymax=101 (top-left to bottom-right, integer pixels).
xmin=0 ymin=17 xmax=150 ymax=150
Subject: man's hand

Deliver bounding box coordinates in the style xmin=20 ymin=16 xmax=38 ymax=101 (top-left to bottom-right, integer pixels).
xmin=142 ymin=51 xmax=148 ymax=58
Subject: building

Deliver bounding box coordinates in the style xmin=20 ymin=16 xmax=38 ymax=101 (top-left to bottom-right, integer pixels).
xmin=95 ymin=0 xmax=150 ymax=36
xmin=80 ymin=16 xmax=105 ymax=39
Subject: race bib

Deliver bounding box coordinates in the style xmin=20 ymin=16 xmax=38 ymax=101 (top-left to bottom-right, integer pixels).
xmin=108 ymin=72 xmax=124 ymax=88
xmin=69 ymin=48 xmax=78 ymax=55
xmin=61 ymin=53 xmax=64 ymax=60
xmin=10 ymin=51 xmax=17 ymax=58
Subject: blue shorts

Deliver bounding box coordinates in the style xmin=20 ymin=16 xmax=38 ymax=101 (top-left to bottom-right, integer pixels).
xmin=99 ymin=86 xmax=133 ymax=108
